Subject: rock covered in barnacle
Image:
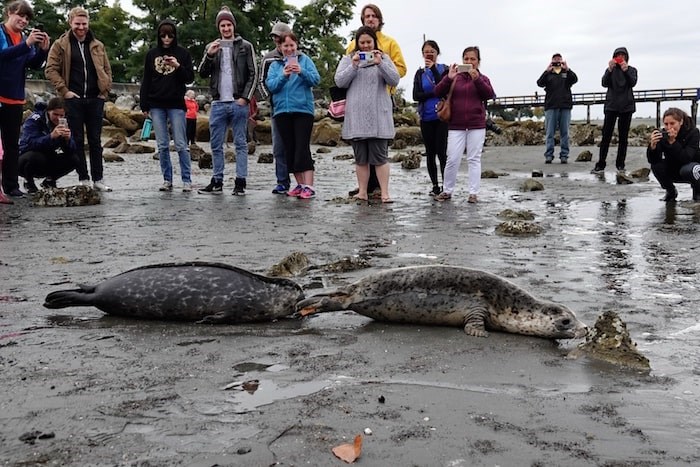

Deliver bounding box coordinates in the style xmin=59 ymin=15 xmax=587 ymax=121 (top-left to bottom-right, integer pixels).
xmin=31 ymin=185 xmax=101 ymax=207
xmin=268 ymin=252 xmax=310 ymax=277
xmin=573 ymin=310 xmax=650 ymax=371
xmin=495 ymin=220 xmax=543 ymax=236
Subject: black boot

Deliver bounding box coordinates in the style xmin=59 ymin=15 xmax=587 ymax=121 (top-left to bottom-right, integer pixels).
xmin=693 ymin=185 xmax=700 ymax=202
xmin=233 ymin=177 xmax=246 ymax=196
xmin=662 ymin=186 xmax=678 ymax=202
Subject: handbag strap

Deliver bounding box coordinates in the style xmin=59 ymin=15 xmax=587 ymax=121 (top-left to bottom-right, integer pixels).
xmin=445 ymin=77 xmax=457 ymax=101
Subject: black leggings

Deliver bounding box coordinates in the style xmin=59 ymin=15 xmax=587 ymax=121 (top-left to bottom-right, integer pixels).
xmin=420 ymin=119 xmax=448 ymax=186
xmin=186 ymin=118 xmax=197 ymax=145
xmin=597 ymin=111 xmax=633 ymax=170
xmin=274 ymin=112 xmax=315 ymax=174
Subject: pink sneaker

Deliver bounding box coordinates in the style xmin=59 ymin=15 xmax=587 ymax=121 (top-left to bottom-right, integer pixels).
xmin=287 ymin=184 xmax=303 ymax=197
xmin=298 ymin=187 xmax=316 ymax=199
xmin=0 ymin=191 xmax=13 ymax=204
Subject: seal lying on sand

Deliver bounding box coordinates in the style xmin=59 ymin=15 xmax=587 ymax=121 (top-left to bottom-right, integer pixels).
xmin=44 ymin=262 xmax=304 ymax=323
xmin=297 ymin=265 xmax=587 ymax=339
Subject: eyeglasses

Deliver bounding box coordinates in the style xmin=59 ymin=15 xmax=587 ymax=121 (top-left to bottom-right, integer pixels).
xmin=160 ymin=33 xmax=174 ymax=39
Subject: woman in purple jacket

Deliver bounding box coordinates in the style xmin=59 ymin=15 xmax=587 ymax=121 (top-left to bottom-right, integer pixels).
xmin=433 ymin=46 xmax=494 ymax=203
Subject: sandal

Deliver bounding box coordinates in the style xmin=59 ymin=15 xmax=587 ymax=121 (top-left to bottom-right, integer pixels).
xmin=468 ymin=194 xmax=478 ymax=203
xmin=381 ymin=198 xmax=394 ymax=204
xmin=434 ymin=192 xmax=451 ymax=201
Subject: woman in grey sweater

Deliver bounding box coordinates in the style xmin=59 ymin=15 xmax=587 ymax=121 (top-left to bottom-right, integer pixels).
xmin=335 ymin=26 xmax=400 ymax=203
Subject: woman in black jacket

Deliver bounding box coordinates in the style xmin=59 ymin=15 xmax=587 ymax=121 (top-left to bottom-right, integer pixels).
xmin=647 ymin=107 xmax=700 ymax=202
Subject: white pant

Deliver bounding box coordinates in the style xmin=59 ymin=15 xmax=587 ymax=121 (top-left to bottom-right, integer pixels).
xmin=443 ymin=128 xmax=486 ymax=195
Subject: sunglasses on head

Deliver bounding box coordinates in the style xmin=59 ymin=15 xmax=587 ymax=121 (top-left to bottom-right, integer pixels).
xmin=160 ymin=32 xmax=174 ymax=39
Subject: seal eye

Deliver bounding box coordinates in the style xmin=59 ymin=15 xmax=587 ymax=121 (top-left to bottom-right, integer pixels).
xmin=561 ymin=319 xmax=571 ymax=326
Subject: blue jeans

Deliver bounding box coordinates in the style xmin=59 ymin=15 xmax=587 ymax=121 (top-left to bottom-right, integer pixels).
xmin=271 ymin=117 xmax=289 ymax=187
xmin=65 ymin=97 xmax=105 ymax=181
xmin=544 ymin=108 xmax=571 ymax=159
xmin=150 ymin=108 xmax=191 ymax=183
xmin=209 ymin=101 xmax=248 ymax=182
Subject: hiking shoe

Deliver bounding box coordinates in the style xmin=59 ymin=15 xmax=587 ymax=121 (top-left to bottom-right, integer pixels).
xmin=288 ymin=184 xmax=303 ymax=197
xmin=430 ymin=185 xmax=441 ymax=196
xmin=182 ymin=182 xmax=192 ymax=192
xmin=94 ymin=180 xmax=112 ymax=192
xmin=298 ymin=186 xmax=316 ymax=199
xmin=232 ymin=177 xmax=246 ymax=196
xmin=560 ymin=157 xmax=568 ymax=164
xmin=23 ymin=180 xmax=38 ymax=194
xmin=41 ymin=179 xmax=57 ymax=189
xmin=434 ymin=191 xmax=451 ymax=201
xmin=272 ymin=184 xmax=288 ymax=194
xmin=590 ymin=166 xmax=605 ymax=175
xmin=159 ymin=181 xmax=173 ymax=191
xmin=545 ymin=157 xmax=553 ymax=164
xmin=78 ymin=179 xmax=92 ymax=187
xmin=198 ymin=180 xmax=223 ymax=194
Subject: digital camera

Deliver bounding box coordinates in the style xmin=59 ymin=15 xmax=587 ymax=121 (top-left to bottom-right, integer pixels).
xmin=358 ymin=52 xmax=374 ymax=63
xmin=660 ymin=128 xmax=669 ymax=140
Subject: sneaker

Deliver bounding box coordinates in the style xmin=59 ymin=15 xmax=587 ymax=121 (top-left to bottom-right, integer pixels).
xmin=182 ymin=183 xmax=192 ymax=192
xmin=590 ymin=167 xmax=605 ymax=175
xmin=159 ymin=181 xmax=173 ymax=192
xmin=232 ymin=177 xmax=246 ymax=196
xmin=41 ymin=179 xmax=57 ymax=189
xmin=298 ymin=186 xmax=316 ymax=199
xmin=560 ymin=157 xmax=568 ymax=164
xmin=434 ymin=191 xmax=451 ymax=201
xmin=94 ymin=180 xmax=112 ymax=192
xmin=468 ymin=194 xmax=478 ymax=203
xmin=0 ymin=192 xmax=13 ymax=204
xmin=288 ymin=184 xmax=303 ymax=197
xmin=545 ymin=157 xmax=553 ymax=164
xmin=430 ymin=185 xmax=441 ymax=196
xmin=198 ymin=180 xmax=223 ymax=194
xmin=23 ymin=180 xmax=38 ymax=194
xmin=272 ymin=184 xmax=288 ymax=194
xmin=8 ymin=188 xmax=26 ymax=198
xmin=79 ymin=179 xmax=92 ymax=187
xmin=616 ymin=167 xmax=626 ymax=174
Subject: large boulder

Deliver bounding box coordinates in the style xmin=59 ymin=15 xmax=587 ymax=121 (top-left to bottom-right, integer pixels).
xmin=104 ymin=102 xmax=139 ymax=133
xmin=311 ymin=118 xmax=343 ymax=146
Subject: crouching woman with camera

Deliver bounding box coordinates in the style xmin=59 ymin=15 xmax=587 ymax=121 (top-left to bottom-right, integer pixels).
xmin=647 ymin=107 xmax=700 ymax=202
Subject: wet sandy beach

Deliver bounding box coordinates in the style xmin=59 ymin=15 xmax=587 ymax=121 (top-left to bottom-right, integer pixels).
xmin=1 ymin=141 xmax=699 ymax=466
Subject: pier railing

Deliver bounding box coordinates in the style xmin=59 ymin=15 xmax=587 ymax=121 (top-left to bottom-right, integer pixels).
xmin=488 ymin=88 xmax=700 ymax=126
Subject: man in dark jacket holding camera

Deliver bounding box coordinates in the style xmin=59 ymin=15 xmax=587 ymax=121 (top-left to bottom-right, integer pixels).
xmin=18 ymin=97 xmax=79 ymax=193
xmin=537 ymin=53 xmax=578 ymax=164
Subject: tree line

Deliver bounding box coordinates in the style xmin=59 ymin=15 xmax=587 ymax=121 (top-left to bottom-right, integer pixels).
xmin=14 ymin=0 xmax=357 ymax=92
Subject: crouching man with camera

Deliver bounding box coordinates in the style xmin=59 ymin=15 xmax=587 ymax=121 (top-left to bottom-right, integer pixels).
xmin=18 ymin=97 xmax=80 ymax=193
xmin=647 ymin=107 xmax=700 ymax=202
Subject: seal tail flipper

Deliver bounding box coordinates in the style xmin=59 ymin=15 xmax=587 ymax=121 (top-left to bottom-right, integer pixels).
xmin=43 ymin=285 xmax=98 ymax=309
xmin=296 ymin=294 xmax=348 ymax=316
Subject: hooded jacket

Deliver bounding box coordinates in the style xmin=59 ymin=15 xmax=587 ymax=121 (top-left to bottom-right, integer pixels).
xmin=266 ymin=53 xmax=320 ymax=116
xmin=19 ymin=107 xmax=77 ymax=157
xmin=601 ymin=47 xmax=637 ymax=113
xmin=536 ymin=66 xmax=578 ymax=110
xmin=139 ymin=20 xmax=195 ymax=111
xmin=0 ymin=25 xmax=47 ymax=102
xmin=647 ymin=124 xmax=700 ymax=171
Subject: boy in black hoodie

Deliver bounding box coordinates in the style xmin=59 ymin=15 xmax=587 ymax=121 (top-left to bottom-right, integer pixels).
xmin=140 ymin=19 xmax=195 ymax=192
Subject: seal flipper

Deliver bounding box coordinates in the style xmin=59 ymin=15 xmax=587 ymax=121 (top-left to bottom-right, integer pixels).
xmin=43 ymin=284 xmax=98 ymax=309
xmin=462 ymin=305 xmax=489 ymax=337
xmin=296 ymin=293 xmax=349 ymax=316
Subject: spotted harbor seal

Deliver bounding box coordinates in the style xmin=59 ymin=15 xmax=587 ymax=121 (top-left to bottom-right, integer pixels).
xmin=44 ymin=262 xmax=304 ymax=323
xmin=297 ymin=265 xmax=588 ymax=339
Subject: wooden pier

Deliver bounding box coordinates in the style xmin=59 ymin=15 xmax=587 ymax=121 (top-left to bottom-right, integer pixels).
xmin=488 ymin=88 xmax=700 ymax=126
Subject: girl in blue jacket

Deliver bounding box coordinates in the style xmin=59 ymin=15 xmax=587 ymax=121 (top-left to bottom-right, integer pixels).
xmin=266 ymin=32 xmax=320 ymax=199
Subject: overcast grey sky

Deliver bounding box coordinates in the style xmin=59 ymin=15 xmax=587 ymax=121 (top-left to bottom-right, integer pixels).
xmin=287 ymin=0 xmax=700 ymax=120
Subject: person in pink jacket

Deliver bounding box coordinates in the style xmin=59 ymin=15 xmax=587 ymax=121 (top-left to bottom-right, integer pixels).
xmin=433 ymin=46 xmax=494 ymax=203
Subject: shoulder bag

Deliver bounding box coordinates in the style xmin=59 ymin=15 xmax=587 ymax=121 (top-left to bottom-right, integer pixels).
xmin=436 ymin=78 xmax=457 ymax=123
